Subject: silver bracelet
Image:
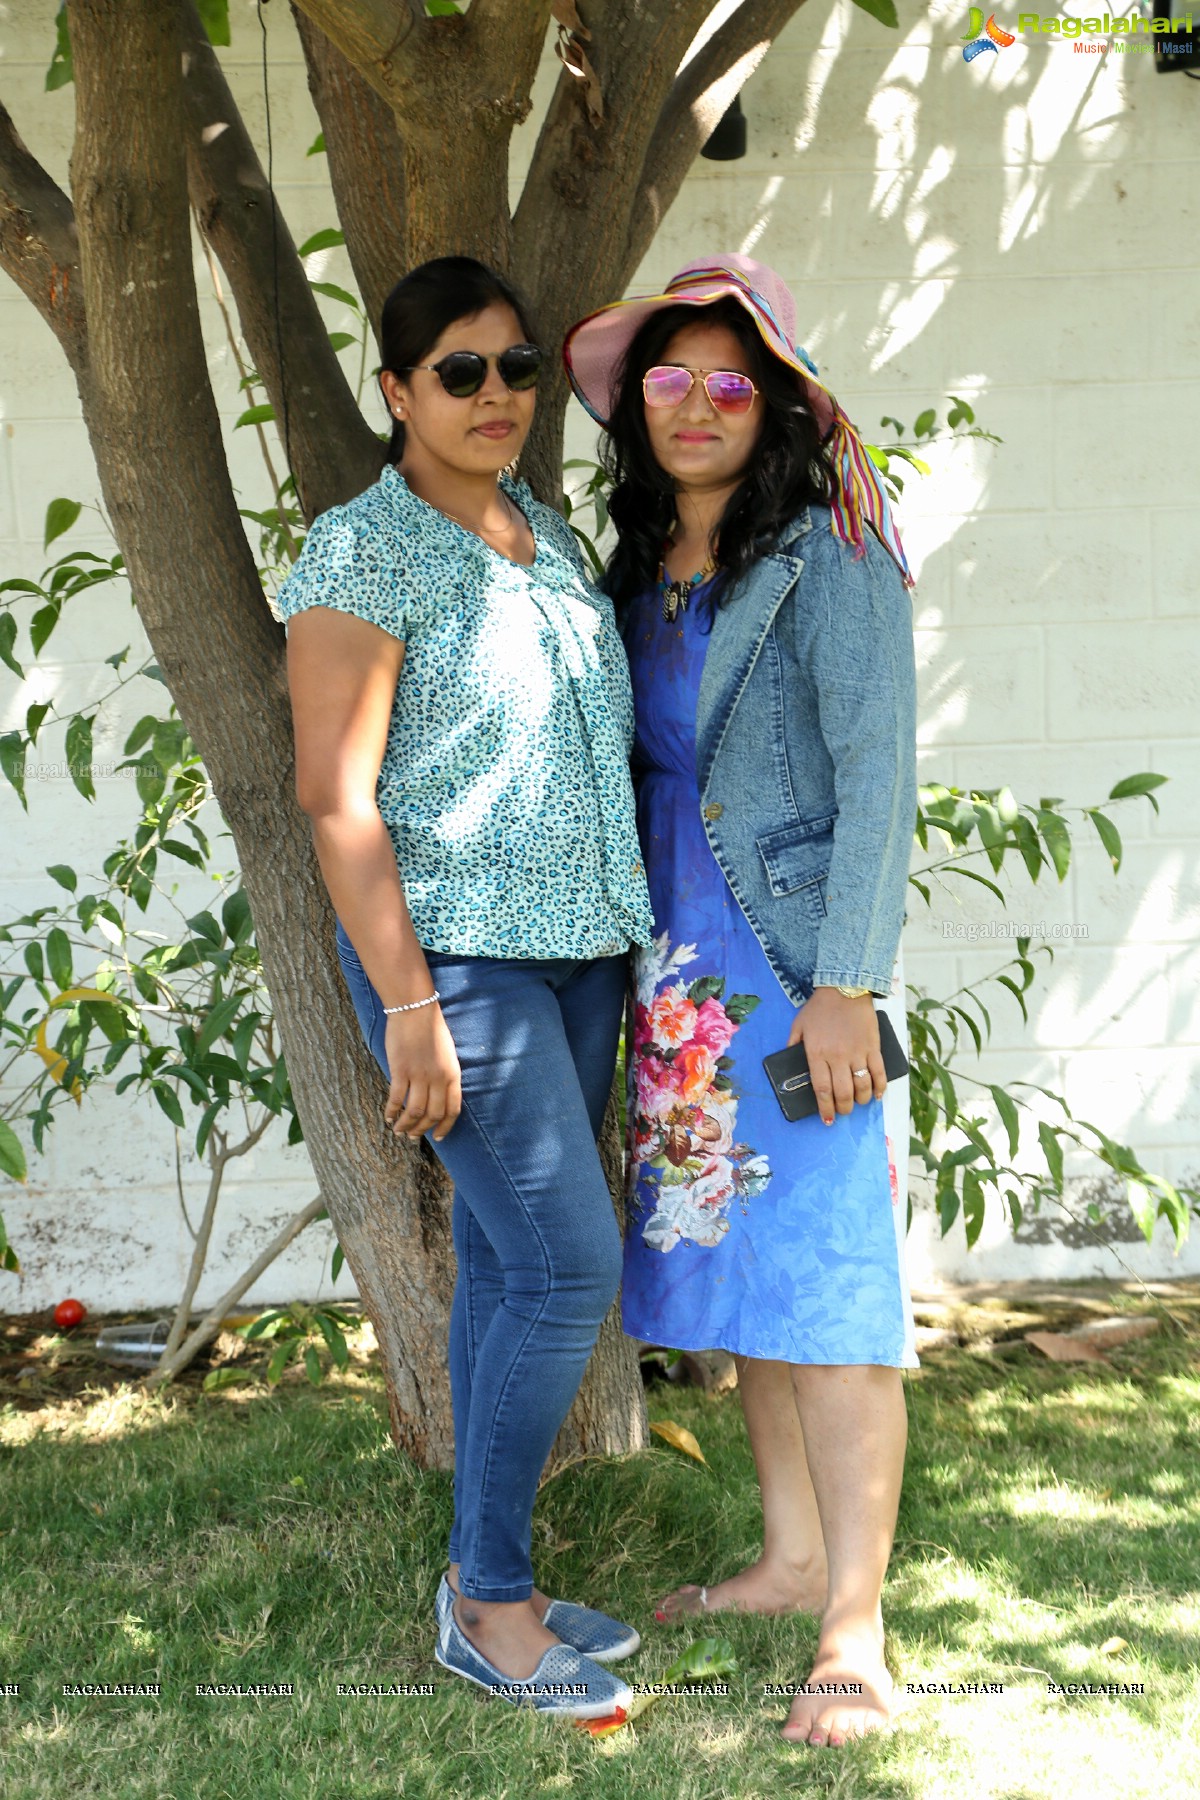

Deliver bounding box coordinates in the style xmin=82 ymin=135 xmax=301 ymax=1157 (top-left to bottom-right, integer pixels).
xmin=381 ymin=990 xmax=441 ymax=1016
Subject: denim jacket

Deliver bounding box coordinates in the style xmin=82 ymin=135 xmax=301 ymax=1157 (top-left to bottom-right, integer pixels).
xmin=695 ymin=502 xmax=917 ymax=1006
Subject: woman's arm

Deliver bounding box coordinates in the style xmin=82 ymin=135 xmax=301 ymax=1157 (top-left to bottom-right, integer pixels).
xmin=806 ymin=530 xmax=917 ymax=994
xmin=287 ymin=605 xmax=461 ymax=1140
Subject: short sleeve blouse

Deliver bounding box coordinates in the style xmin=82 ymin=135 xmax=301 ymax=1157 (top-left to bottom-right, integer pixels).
xmin=276 ymin=465 xmax=655 ymax=961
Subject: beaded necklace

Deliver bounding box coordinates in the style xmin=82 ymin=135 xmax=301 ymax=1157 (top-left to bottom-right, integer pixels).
xmin=658 ymin=537 xmax=718 ymax=623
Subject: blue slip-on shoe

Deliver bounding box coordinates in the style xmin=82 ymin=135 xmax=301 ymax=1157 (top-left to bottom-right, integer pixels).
xmin=436 ymin=1572 xmax=641 ymax=1665
xmin=435 ymin=1604 xmax=634 ymax=1719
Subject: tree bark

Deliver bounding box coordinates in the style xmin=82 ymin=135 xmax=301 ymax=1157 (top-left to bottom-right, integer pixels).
xmin=290 ymin=3 xmax=409 ymax=344
xmin=179 ymin=0 xmax=383 ymax=519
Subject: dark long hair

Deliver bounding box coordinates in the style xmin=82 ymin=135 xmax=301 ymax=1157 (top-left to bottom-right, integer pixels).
xmin=601 ymin=297 xmax=835 ymax=613
xmin=378 ymin=257 xmax=538 ymax=463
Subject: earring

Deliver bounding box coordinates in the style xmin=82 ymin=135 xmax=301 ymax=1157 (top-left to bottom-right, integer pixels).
xmin=394 ymin=408 xmax=403 ymax=418
xmin=501 ymin=456 xmax=520 ymax=479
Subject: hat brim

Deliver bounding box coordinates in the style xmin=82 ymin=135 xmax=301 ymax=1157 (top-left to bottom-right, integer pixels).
xmin=562 ymin=277 xmax=836 ymax=436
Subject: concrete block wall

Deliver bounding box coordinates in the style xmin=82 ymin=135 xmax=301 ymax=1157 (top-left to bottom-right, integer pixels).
xmin=1 ymin=0 xmax=1197 ymax=1310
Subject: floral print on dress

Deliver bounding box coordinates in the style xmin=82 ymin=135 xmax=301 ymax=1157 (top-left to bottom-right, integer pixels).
xmin=628 ymin=930 xmax=772 ymax=1254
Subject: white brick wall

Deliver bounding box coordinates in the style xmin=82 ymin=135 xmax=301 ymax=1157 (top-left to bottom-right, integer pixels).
xmin=1 ymin=0 xmax=1197 ymax=1310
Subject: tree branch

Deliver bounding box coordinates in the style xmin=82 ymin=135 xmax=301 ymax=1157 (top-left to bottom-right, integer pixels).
xmin=147 ymin=1190 xmax=329 ymax=1386
xmin=179 ymin=0 xmax=382 ymax=520
xmin=631 ymin=0 xmax=811 ymax=273
xmin=0 ymin=99 xmax=88 ymax=377
xmin=290 ymin=2 xmax=408 ymax=340
xmin=289 ymin=0 xmax=431 ymax=108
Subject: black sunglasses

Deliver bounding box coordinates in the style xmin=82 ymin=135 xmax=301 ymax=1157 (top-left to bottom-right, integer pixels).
xmin=400 ymin=343 xmax=543 ymax=398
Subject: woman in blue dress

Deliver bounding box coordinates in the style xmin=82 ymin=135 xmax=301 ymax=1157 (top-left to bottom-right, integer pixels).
xmin=563 ymin=257 xmax=919 ymax=1748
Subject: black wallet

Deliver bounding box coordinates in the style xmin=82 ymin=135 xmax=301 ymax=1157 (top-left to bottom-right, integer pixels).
xmin=762 ymin=1008 xmax=909 ymax=1122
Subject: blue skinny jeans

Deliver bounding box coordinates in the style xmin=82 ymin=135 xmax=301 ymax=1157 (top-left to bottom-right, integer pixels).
xmin=335 ymin=919 xmax=626 ymax=1602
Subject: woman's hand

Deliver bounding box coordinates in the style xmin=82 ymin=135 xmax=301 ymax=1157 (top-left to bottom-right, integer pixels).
xmin=786 ymin=990 xmax=886 ymax=1127
xmin=383 ymin=1006 xmax=463 ymax=1142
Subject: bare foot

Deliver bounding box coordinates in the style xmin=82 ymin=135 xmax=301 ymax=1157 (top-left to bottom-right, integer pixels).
xmin=655 ymin=1554 xmax=827 ymax=1623
xmin=780 ymin=1616 xmax=895 ymax=1748
xmin=451 ymin=1594 xmax=562 ymax=1681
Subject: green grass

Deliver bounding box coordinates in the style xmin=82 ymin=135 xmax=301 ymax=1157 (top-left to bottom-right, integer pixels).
xmin=1 ymin=1315 xmax=1198 ymax=1800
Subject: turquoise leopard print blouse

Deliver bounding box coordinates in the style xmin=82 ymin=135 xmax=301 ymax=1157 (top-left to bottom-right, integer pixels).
xmin=277 ymin=464 xmax=655 ymax=961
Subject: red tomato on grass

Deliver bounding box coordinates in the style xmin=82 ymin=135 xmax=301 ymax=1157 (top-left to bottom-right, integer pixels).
xmin=54 ymin=1298 xmax=87 ymax=1329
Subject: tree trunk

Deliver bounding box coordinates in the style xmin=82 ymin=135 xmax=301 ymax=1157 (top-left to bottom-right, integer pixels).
xmin=56 ymin=0 xmax=655 ymax=1471
xmin=3 ymin=0 xmax=815 ymax=1470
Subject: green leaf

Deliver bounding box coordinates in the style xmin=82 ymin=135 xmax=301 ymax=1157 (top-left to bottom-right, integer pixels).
xmin=195 ymin=1100 xmax=223 ymax=1159
xmin=221 ymin=888 xmax=253 ymax=947
xmin=44 ymin=497 xmax=82 ymax=549
xmin=267 ymin=1336 xmax=301 ymax=1385
xmin=331 ymin=1243 xmax=345 ymax=1283
xmin=1013 ymin=814 xmax=1044 ymax=882
xmin=0 ymin=1118 xmax=27 ymax=1183
xmin=989 ymin=1084 xmax=1020 ymax=1160
xmin=327 ymin=332 xmax=357 ymax=353
xmin=950 ymin=865 xmax=1006 ymax=903
xmin=304 ymin=1345 xmax=323 ymax=1387
xmin=1037 ymin=1120 xmax=1064 ymax=1190
xmin=188 ymin=910 xmax=224 ymax=946
xmin=849 ymin=0 xmax=899 ymax=24
xmin=1086 ymin=809 xmax=1122 ymax=873
xmin=972 ymin=800 xmax=1006 ymax=873
xmin=936 ymin=1175 xmax=960 ymax=1236
xmin=229 ymin=1011 xmax=261 ymax=1076
xmin=426 ymin=0 xmax=464 ymax=13
xmin=687 ymin=976 xmax=725 ymax=1006
xmin=1034 ymin=808 xmax=1071 ymax=881
xmin=996 ymin=974 xmax=1029 ymax=1024
xmin=46 ymin=3 xmax=74 ymax=89
xmin=1126 ymin=1178 xmax=1155 ymax=1245
xmin=196 ymin=992 xmax=246 ymax=1058
xmin=202 ymin=1367 xmax=249 ymax=1393
xmin=0 ymin=732 xmax=28 ymax=810
xmin=1107 ymin=771 xmax=1167 ymax=811
xmin=65 ymin=714 xmax=95 ymax=801
xmin=723 ymin=993 xmax=760 ymax=1025
xmin=30 ymin=601 xmax=63 ymax=656
xmin=0 ymin=614 xmax=23 ymax=680
xmin=152 ymin=1084 xmax=186 ymax=1129
xmin=46 ymin=927 xmax=73 ymax=991
xmin=306 ymin=132 xmax=326 ymax=157
xmin=314 ymin=1310 xmax=350 ymax=1371
xmin=46 ymin=863 xmax=77 ymax=893
xmin=297 ymin=228 xmax=346 ymax=257
xmin=949 ymin=1004 xmax=983 ymax=1056
xmin=196 ymin=0 xmax=230 ymax=47
xmin=962 ymin=1167 xmax=986 ymax=1248
xmin=309 ymin=281 xmax=359 ymax=308
xmin=235 ymin=404 xmax=275 ymax=429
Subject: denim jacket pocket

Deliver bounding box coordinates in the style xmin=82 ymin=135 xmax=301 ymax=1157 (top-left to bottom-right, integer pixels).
xmin=755 ymin=816 xmax=836 ymax=918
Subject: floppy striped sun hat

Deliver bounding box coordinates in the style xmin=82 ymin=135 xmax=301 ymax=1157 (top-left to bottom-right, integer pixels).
xmin=562 ymin=253 xmax=914 ymax=590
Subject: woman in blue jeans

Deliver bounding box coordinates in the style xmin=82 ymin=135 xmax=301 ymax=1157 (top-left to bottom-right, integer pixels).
xmin=279 ymin=257 xmax=654 ymax=1720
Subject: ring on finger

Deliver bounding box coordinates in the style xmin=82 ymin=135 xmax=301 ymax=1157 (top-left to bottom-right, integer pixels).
xmin=852 ymin=1067 xmax=870 ymax=1080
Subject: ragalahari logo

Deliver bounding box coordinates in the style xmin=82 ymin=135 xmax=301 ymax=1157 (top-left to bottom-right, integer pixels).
xmin=961 ymin=8 xmax=1017 ymax=58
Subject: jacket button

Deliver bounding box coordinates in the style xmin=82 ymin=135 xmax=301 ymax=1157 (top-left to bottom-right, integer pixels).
xmin=703 ymin=802 xmax=723 ymax=821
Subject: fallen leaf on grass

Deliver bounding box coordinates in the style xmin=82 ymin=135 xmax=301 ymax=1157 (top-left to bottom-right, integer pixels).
xmin=649 ymin=1419 xmax=707 ymax=1464
xmin=1024 ymin=1331 xmax=1109 ymax=1364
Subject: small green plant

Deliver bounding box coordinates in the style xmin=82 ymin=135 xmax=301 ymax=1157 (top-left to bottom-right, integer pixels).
xmin=202 ymin=1300 xmax=364 ymax=1391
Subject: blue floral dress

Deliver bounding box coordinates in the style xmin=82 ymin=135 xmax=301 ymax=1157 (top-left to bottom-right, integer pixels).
xmin=621 ymin=581 xmax=917 ymax=1367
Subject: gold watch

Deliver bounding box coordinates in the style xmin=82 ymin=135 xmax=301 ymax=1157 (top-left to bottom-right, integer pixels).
xmin=834 ymin=984 xmax=871 ymax=999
